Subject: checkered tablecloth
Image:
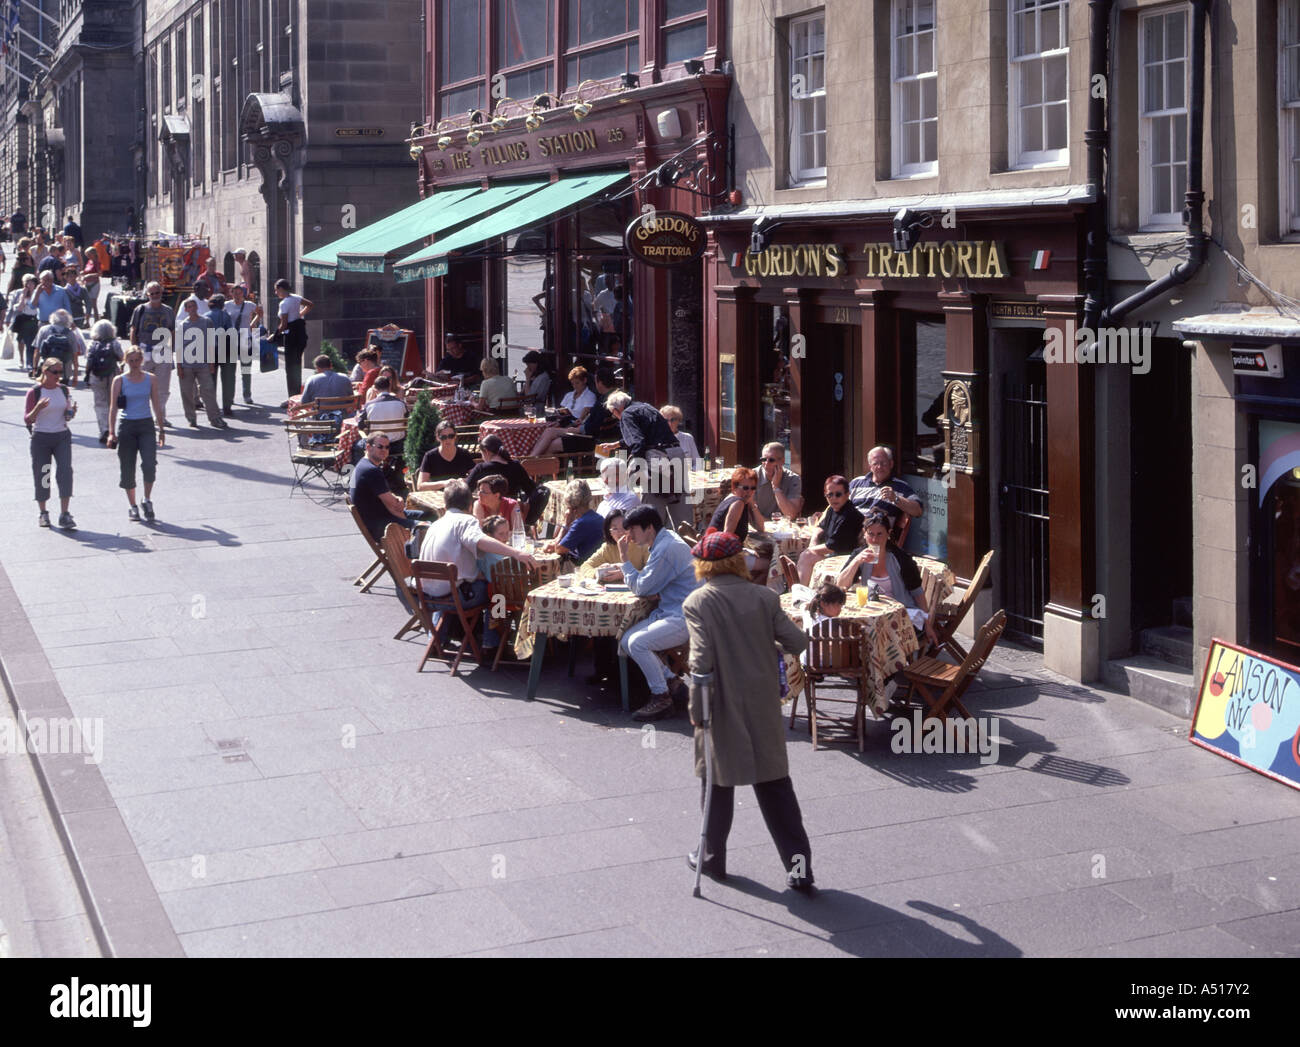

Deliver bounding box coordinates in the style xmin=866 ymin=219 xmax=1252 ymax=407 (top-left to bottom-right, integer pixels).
xmin=434 ymin=398 xmax=475 ymax=427
xmin=780 ymin=592 xmax=919 ymax=716
xmin=514 ymin=579 xmax=654 ymax=659
xmin=479 ymin=417 xmax=550 ymax=458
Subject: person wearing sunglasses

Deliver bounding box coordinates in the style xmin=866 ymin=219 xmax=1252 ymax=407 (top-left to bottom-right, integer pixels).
xmin=707 ymin=467 xmax=766 ymax=543
xmin=348 ymin=435 xmax=426 ymax=543
xmin=754 ymin=442 xmax=804 ymax=523
xmin=23 ymin=358 xmax=78 ymax=529
xmin=797 ymin=475 xmax=865 ymax=586
xmin=416 ymin=424 xmax=477 ymax=490
xmin=128 ymin=282 xmax=175 ymax=428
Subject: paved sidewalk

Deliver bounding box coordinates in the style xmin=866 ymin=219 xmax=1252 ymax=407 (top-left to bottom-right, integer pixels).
xmin=0 ymin=358 xmax=1296 ymax=957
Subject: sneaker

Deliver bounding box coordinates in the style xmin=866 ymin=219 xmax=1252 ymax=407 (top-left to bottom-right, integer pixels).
xmin=141 ymin=500 xmax=155 ymax=522
xmin=38 ymin=510 xmax=50 ymax=527
xmin=128 ymin=506 xmax=141 ymax=522
xmin=58 ymin=511 xmax=76 ymax=530
xmin=243 ymin=395 xmax=254 ymax=405
xmin=632 ymin=693 xmax=674 ymax=721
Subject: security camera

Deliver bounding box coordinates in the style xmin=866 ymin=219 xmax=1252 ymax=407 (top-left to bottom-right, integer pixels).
xmin=893 ymin=207 xmax=923 ymax=253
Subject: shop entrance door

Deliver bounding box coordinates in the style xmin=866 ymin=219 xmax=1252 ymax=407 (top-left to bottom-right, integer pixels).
xmin=800 ymin=323 xmax=857 ymax=507
xmin=999 ymin=364 xmax=1050 ymax=645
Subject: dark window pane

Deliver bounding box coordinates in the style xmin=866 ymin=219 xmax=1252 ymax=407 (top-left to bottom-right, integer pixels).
xmin=568 ymin=0 xmax=635 ymax=46
xmin=442 ymin=0 xmax=483 ymax=84
xmin=565 ymin=40 xmax=636 ymax=86
xmin=665 ymin=0 xmax=705 ymax=19
xmin=664 ymin=21 xmax=706 ymax=64
xmin=496 ymin=0 xmax=553 ymax=68
xmin=441 ymin=83 xmax=484 ymax=119
xmin=505 ymin=65 xmax=552 ymax=99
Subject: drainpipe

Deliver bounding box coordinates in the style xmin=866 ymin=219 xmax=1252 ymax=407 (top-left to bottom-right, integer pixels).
xmin=1081 ymin=0 xmax=1113 ymax=333
xmin=1103 ymin=0 xmax=1210 ymax=326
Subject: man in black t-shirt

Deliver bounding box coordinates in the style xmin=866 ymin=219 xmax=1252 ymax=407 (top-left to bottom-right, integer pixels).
xmin=416 ymin=422 xmax=477 ymax=488
xmin=437 ymin=333 xmax=481 ymax=381
xmin=349 ymin=434 xmax=425 ymax=542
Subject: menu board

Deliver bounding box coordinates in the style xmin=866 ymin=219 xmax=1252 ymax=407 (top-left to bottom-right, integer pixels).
xmin=1190 ymin=639 xmax=1300 ymax=790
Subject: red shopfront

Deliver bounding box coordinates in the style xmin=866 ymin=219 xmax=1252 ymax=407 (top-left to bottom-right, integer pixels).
xmin=702 ymin=206 xmax=1094 ymax=652
xmin=411 ymin=74 xmax=730 ymax=417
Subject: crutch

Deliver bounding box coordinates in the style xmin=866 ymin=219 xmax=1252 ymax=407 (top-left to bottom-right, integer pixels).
xmin=691 ymin=670 xmax=715 ymax=898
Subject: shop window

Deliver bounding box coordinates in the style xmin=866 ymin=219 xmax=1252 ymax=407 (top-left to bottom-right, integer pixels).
xmin=788 ymin=12 xmax=827 ymax=186
xmin=1282 ymin=0 xmax=1300 ymax=233
xmin=1269 ymin=475 xmax=1300 ymax=655
xmin=1138 ymin=5 xmax=1190 ymax=229
xmin=1008 ymin=0 xmax=1068 ymax=168
xmin=571 ymin=197 xmax=634 ymax=387
xmin=502 ymin=229 xmax=553 ymax=375
xmin=899 ymin=314 xmax=947 ymax=475
xmin=892 ymin=0 xmax=936 ymax=178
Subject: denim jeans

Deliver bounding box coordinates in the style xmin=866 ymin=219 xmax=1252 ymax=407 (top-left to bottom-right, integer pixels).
xmin=620 ymin=613 xmax=690 ymax=695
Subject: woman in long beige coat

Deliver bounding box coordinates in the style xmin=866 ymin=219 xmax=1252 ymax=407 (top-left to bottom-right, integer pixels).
xmin=682 ymin=531 xmax=815 ymax=891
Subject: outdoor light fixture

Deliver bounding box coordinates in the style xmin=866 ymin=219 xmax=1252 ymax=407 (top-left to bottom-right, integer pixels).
xmin=466 ymin=109 xmax=486 ymax=146
xmin=619 ymin=73 xmax=640 ymax=90
xmin=892 ymin=207 xmax=934 ymax=253
xmin=525 ymin=107 xmax=543 ymax=132
xmin=571 ymin=80 xmax=597 ymax=121
xmin=489 ymin=99 xmax=514 ymax=132
xmin=435 ymin=118 xmax=454 ymax=150
xmin=407 ymin=122 xmax=432 ymax=160
xmin=683 ymin=59 xmax=705 ymax=75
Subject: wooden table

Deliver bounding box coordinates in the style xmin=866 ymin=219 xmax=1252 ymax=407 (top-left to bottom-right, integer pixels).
xmin=780 ymin=592 xmax=919 ymax=717
xmin=811 ymin=553 xmax=956 ymax=611
xmin=518 ymin=579 xmax=655 ymax=708
xmin=479 ymin=417 xmax=550 ymax=458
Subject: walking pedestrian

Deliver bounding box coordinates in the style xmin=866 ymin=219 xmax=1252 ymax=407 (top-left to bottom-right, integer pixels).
xmin=33 ymin=309 xmax=85 ymax=388
xmin=107 ymin=345 xmax=166 ymax=522
xmin=81 ymin=252 xmax=102 ymax=322
xmin=175 ymin=296 xmax=226 ymax=429
xmin=129 ymin=282 xmax=175 ymax=427
xmin=23 ymin=357 xmax=78 ymax=529
xmin=6 ymin=239 xmax=34 ymax=293
xmin=7 ymin=273 xmax=40 ymax=373
xmin=223 ymin=283 xmax=262 ymax=404
xmin=274 ymin=278 xmax=312 ymax=408
xmin=205 ymin=293 xmax=238 ymax=416
xmin=84 ymin=319 xmax=124 ymax=444
xmin=682 ymin=531 xmax=815 ymax=892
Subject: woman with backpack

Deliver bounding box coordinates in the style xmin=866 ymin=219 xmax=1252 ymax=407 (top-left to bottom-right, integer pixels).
xmin=32 ymin=309 xmax=85 ymax=387
xmin=84 ymin=320 xmax=124 ymax=444
xmin=106 ymin=345 xmax=166 ymax=522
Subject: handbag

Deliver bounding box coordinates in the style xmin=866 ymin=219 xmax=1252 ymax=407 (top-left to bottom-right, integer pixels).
xmin=1 ymin=328 xmax=13 ymax=360
xmin=259 ymin=337 xmax=279 ymax=373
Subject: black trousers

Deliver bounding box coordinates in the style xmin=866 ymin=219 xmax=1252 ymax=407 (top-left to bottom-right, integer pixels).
xmin=701 ymin=775 xmax=812 ymax=879
xmin=283 ymin=319 xmax=307 ymax=397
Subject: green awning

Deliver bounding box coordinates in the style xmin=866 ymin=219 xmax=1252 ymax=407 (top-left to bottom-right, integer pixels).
xmin=392 ymin=169 xmax=626 ymax=283
xmin=298 ymin=181 xmax=546 ymax=280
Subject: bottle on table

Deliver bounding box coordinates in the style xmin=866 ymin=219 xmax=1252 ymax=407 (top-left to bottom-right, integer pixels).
xmin=511 ymin=514 xmax=526 ymax=550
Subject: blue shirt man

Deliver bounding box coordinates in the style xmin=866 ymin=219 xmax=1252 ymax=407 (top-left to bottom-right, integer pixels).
xmin=619 ymin=505 xmax=698 ymax=720
xmin=34 ymin=274 xmax=71 ymax=323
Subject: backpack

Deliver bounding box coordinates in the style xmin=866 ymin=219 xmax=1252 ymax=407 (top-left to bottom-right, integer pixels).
xmin=87 ymin=340 xmax=118 ymax=380
xmin=41 ymin=326 xmax=72 ymax=365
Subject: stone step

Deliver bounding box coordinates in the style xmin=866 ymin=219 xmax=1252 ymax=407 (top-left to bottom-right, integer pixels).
xmin=1172 ymin=596 xmax=1194 ymax=628
xmin=1140 ymin=625 xmax=1195 ymax=669
xmin=1104 ymin=656 xmax=1196 ymax=719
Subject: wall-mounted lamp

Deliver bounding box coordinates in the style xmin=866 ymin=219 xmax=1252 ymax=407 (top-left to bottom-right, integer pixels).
xmin=570 ymin=80 xmax=596 ymax=121
xmin=435 ymin=118 xmax=454 ymax=150
xmin=407 ymin=121 xmax=432 ymax=161
xmin=489 ymin=99 xmax=514 ymax=132
xmin=525 ymin=108 xmax=543 ymax=132
xmin=619 ymin=73 xmax=639 ymax=90
xmin=683 ymin=59 xmax=705 ymax=75
xmin=466 ymin=109 xmax=486 ymax=146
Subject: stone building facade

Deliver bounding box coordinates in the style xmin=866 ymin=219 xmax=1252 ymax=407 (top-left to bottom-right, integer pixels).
xmin=140 ymin=0 xmax=426 ymax=353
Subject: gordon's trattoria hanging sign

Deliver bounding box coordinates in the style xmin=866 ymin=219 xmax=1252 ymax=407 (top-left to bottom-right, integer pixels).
xmin=730 ymin=240 xmax=1010 ymax=280
xmin=624 ymin=211 xmax=706 ymax=267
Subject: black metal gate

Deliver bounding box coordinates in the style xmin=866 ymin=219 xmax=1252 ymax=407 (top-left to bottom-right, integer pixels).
xmin=999 ymin=376 xmax=1050 ymax=645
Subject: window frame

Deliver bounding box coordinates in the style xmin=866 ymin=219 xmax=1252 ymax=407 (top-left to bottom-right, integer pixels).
xmin=661 ymin=0 xmax=707 ymax=68
xmin=891 ymin=0 xmax=938 ymax=179
xmin=1281 ymin=0 xmax=1300 ymax=235
xmin=1007 ymin=0 xmax=1069 ymax=169
xmin=1138 ymin=4 xmax=1191 ymax=230
xmin=787 ymin=10 xmax=827 ymax=187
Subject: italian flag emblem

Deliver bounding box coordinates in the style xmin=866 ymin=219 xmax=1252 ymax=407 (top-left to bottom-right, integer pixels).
xmin=1031 ymin=249 xmax=1051 ymax=270
xmin=730 ymin=251 xmax=742 ymax=267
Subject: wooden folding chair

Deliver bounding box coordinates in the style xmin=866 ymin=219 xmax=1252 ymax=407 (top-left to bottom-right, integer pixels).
xmin=487 ymin=557 xmax=541 ymax=670
xmin=927 ymin=549 xmax=995 ymax=661
xmin=380 ymin=524 xmax=430 ymax=642
xmin=348 ymin=504 xmax=386 ymax=594
xmin=284 ymin=420 xmax=342 ymax=499
xmin=903 ymin=609 xmax=1007 ymax=723
xmin=789 ymin=618 xmax=869 ymax=752
xmin=779 ymin=554 xmax=799 ymax=589
xmin=521 ymin=456 xmax=562 ymax=483
xmin=676 ymin=521 xmax=698 ymax=543
xmin=411 ymin=560 xmax=485 ymax=676
xmin=312 ymin=393 xmax=360 ymax=417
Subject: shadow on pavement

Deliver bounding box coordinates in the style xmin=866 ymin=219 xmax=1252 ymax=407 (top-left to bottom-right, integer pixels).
xmin=172 ymin=456 xmax=298 ymax=488
xmin=49 ymin=527 xmax=153 ymax=553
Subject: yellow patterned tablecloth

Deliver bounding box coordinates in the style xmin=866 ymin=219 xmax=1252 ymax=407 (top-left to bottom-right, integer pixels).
xmin=780 ymin=592 xmax=919 ymax=716
xmin=514 ymin=579 xmax=654 ymax=659
xmin=810 ymin=554 xmax=955 ymax=610
xmin=540 ymin=468 xmax=736 ymax=533
xmin=406 ymin=489 xmax=446 ymax=516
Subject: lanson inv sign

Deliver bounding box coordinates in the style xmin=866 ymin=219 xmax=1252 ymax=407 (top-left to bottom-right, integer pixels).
xmin=624 ymin=212 xmax=706 ymax=267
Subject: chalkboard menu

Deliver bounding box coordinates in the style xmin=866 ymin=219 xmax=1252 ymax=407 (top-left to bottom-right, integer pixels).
xmin=366 ymin=326 xmax=421 ymax=378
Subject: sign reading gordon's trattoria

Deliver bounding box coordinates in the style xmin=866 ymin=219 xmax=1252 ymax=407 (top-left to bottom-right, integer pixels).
xmin=733 ymin=240 xmax=1010 ymax=281
xmin=624 ymin=211 xmax=706 ymax=267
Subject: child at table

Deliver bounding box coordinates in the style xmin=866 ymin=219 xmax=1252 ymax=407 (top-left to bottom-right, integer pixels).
xmin=477 ymin=515 xmax=511 ymax=578
xmin=799 ymin=582 xmax=846 ymax=668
